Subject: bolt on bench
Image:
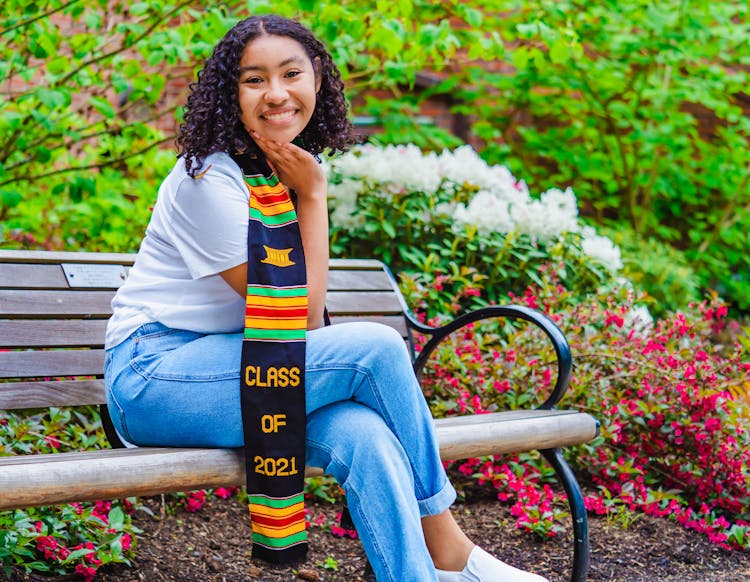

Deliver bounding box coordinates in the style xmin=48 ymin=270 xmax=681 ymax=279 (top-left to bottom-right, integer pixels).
xmin=0 ymin=250 xmax=598 ymax=581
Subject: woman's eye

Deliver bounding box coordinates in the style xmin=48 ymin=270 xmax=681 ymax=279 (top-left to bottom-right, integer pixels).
xmin=245 ymin=77 xmax=263 ymax=84
xmin=286 ymin=70 xmax=301 ymax=78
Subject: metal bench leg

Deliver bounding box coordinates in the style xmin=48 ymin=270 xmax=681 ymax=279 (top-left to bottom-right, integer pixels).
xmin=541 ymin=448 xmax=590 ymax=582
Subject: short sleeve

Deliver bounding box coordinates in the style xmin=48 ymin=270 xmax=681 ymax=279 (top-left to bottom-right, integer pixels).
xmin=168 ymin=156 xmax=249 ymax=279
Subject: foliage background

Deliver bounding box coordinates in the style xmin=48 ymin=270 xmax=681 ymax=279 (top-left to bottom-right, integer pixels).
xmin=1 ymin=0 xmax=748 ymax=312
xmin=1 ymin=0 xmax=749 ymax=578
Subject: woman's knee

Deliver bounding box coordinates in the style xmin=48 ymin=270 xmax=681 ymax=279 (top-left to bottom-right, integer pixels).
xmin=312 ymin=321 xmax=408 ymax=359
xmin=343 ymin=322 xmax=412 ymax=369
xmin=306 ymin=401 xmax=410 ymax=481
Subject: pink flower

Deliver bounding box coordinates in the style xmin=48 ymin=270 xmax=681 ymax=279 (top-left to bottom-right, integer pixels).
xmin=121 ymin=533 xmax=132 ymax=551
xmin=44 ymin=435 xmax=61 ymax=449
xmin=213 ymin=486 xmax=237 ymax=499
xmin=74 ymin=563 xmax=97 ymax=582
xmin=184 ymin=490 xmax=207 ymax=512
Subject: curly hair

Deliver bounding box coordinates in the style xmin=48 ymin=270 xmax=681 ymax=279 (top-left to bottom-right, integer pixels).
xmin=177 ymin=15 xmax=354 ymax=176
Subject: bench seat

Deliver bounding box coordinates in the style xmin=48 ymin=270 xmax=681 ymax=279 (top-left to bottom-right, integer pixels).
xmin=0 ymin=409 xmax=598 ymax=511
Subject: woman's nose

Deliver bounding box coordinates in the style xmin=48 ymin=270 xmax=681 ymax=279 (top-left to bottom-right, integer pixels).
xmin=264 ymin=79 xmax=289 ymax=103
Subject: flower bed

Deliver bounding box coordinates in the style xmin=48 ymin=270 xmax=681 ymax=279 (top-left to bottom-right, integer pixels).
xmin=403 ymin=271 xmax=750 ymax=550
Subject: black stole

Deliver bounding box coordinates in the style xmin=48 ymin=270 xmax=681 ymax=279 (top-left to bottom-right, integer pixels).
xmin=234 ymin=151 xmax=308 ymax=564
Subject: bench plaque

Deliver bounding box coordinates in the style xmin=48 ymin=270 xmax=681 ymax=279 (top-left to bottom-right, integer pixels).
xmin=61 ymin=263 xmax=130 ymax=288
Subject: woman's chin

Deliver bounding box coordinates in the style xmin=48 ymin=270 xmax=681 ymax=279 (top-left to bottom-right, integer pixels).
xmin=250 ymin=126 xmax=301 ymax=144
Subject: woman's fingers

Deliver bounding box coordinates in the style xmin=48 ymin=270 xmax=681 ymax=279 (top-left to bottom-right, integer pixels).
xmin=250 ymin=131 xmax=284 ymax=161
xmin=250 ymin=131 xmax=324 ymax=195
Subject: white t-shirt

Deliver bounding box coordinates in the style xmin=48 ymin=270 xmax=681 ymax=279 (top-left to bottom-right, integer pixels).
xmin=105 ymin=152 xmax=250 ymax=349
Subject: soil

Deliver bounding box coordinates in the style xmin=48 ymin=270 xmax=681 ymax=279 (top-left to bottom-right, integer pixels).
xmin=8 ymin=484 xmax=748 ymax=582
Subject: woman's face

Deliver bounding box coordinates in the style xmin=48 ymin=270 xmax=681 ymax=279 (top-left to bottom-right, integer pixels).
xmin=237 ymin=34 xmax=320 ymax=144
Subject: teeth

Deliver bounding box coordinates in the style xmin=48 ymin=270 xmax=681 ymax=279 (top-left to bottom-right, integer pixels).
xmin=264 ymin=111 xmax=295 ymax=121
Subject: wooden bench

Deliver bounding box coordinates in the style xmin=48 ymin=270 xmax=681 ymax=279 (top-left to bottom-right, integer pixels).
xmin=0 ymin=250 xmax=598 ymax=581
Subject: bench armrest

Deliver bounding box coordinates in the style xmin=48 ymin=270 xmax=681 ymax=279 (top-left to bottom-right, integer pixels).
xmin=405 ymin=305 xmax=572 ymax=410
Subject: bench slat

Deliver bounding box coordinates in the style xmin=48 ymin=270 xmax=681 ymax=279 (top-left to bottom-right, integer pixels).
xmin=0 ymin=410 xmax=598 ymax=510
xmin=1 ymin=290 xmax=402 ymax=318
xmin=327 ymin=270 xmax=393 ymax=291
xmin=0 ymin=349 xmax=105 ymax=379
xmin=0 ymin=250 xmax=384 ymax=270
xmin=0 ymin=379 xmax=106 ymax=409
xmin=0 ymin=320 xmax=108 ymax=348
xmin=329 ymin=258 xmax=384 ymax=270
xmin=328 ymin=315 xmax=407 ymax=337
xmin=1 ymin=317 xmax=406 ymax=349
xmin=0 ymin=250 xmax=135 ymax=265
xmin=0 ymin=290 xmax=115 ymax=318
xmin=0 ymin=263 xmax=392 ymax=292
xmin=0 ymin=264 xmax=70 ymax=289
xmin=325 ymin=291 xmax=402 ymax=315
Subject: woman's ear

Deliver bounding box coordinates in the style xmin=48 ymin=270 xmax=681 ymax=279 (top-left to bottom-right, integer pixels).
xmin=313 ymin=57 xmax=322 ymax=93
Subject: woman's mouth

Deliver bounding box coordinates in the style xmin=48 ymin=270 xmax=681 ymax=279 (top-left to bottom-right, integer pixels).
xmin=262 ymin=110 xmax=297 ymax=122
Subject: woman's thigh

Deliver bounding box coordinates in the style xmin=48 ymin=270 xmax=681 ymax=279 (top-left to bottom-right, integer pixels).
xmin=106 ymin=321 xmax=410 ymax=447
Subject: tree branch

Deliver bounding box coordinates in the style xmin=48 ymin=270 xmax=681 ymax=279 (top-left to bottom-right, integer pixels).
xmin=696 ymin=176 xmax=750 ymax=257
xmin=55 ymin=0 xmax=194 ymax=87
xmin=0 ymin=135 xmax=175 ymax=188
xmin=0 ymin=0 xmax=81 ymax=36
xmin=5 ymin=102 xmax=180 ymax=170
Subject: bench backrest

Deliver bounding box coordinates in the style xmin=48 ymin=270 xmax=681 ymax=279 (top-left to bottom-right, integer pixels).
xmin=0 ymin=250 xmax=410 ymax=411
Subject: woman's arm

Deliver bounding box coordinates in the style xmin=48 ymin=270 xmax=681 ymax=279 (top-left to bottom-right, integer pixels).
xmin=220 ymin=133 xmax=329 ymax=330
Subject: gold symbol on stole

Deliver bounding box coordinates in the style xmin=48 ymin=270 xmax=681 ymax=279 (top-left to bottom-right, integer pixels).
xmin=260 ymin=245 xmax=295 ymax=267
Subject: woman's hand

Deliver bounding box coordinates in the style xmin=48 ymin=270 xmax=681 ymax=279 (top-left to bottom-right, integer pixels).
xmin=250 ymin=131 xmax=326 ymax=198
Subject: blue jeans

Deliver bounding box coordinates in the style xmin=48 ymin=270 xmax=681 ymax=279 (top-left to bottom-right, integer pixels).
xmin=105 ymin=321 xmax=455 ymax=581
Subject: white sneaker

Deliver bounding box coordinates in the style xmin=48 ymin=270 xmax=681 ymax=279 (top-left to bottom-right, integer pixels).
xmin=435 ymin=546 xmax=549 ymax=582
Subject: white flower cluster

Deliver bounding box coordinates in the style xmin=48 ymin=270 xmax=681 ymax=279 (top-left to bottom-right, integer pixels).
xmin=326 ymin=144 xmax=623 ymax=273
xmin=580 ymin=227 xmax=624 ymax=272
xmin=623 ymin=305 xmax=654 ymax=337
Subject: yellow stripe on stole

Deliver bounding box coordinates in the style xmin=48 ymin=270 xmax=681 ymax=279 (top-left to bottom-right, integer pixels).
xmin=251 ymin=182 xmax=286 ymax=195
xmin=251 ymin=521 xmax=307 ymax=539
xmin=248 ymin=501 xmax=305 ymax=519
xmin=244 ymin=317 xmax=308 ymax=330
xmin=246 ymin=296 xmax=308 ymax=308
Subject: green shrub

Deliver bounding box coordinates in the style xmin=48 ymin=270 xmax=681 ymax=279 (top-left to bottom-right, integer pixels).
xmin=1 ymin=147 xmax=174 ymax=253
xmin=601 ymin=224 xmax=702 ymax=317
xmin=0 ymin=406 xmax=138 ymax=579
xmin=462 ymin=0 xmax=750 ymax=311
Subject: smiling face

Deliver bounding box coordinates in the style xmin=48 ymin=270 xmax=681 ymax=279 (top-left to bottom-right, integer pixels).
xmin=237 ymin=34 xmax=320 ymax=144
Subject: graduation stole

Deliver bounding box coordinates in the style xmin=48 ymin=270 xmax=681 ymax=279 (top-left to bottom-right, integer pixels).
xmin=234 ymin=151 xmax=309 ymax=564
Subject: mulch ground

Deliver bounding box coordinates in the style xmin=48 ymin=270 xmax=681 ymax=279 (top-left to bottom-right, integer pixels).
xmin=8 ymin=484 xmax=748 ymax=582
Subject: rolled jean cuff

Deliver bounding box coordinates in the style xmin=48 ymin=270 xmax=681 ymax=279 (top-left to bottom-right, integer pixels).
xmin=417 ymin=477 xmax=456 ymax=517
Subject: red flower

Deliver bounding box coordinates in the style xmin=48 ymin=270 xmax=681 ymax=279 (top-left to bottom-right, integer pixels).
xmin=74 ymin=563 xmax=97 ymax=582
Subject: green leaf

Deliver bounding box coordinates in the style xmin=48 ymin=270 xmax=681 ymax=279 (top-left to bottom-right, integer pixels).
xmin=62 ymin=548 xmax=96 ymax=563
xmin=512 ymin=47 xmax=530 ymax=69
xmin=84 ymin=10 xmax=102 ymax=29
xmin=36 ymin=88 xmax=69 ymax=109
xmin=1 ymin=190 xmax=22 ymax=208
xmin=108 ymin=506 xmax=125 ymax=530
xmin=464 ymin=8 xmax=483 ymax=27
xmin=90 ymin=96 xmax=115 ymax=118
xmin=549 ymin=38 xmax=571 ymax=65
xmin=46 ymin=56 xmax=70 ymax=76
xmin=130 ymin=2 xmax=151 ymax=16
xmin=381 ymin=221 xmax=396 ymax=238
xmin=34 ymin=147 xmax=51 ymax=163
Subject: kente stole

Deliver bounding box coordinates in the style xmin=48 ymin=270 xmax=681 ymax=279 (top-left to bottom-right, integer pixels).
xmin=234 ymin=151 xmax=308 ymax=564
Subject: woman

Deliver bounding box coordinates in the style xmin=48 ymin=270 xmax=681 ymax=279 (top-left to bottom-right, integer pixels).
xmin=104 ymin=14 xmax=547 ymax=582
